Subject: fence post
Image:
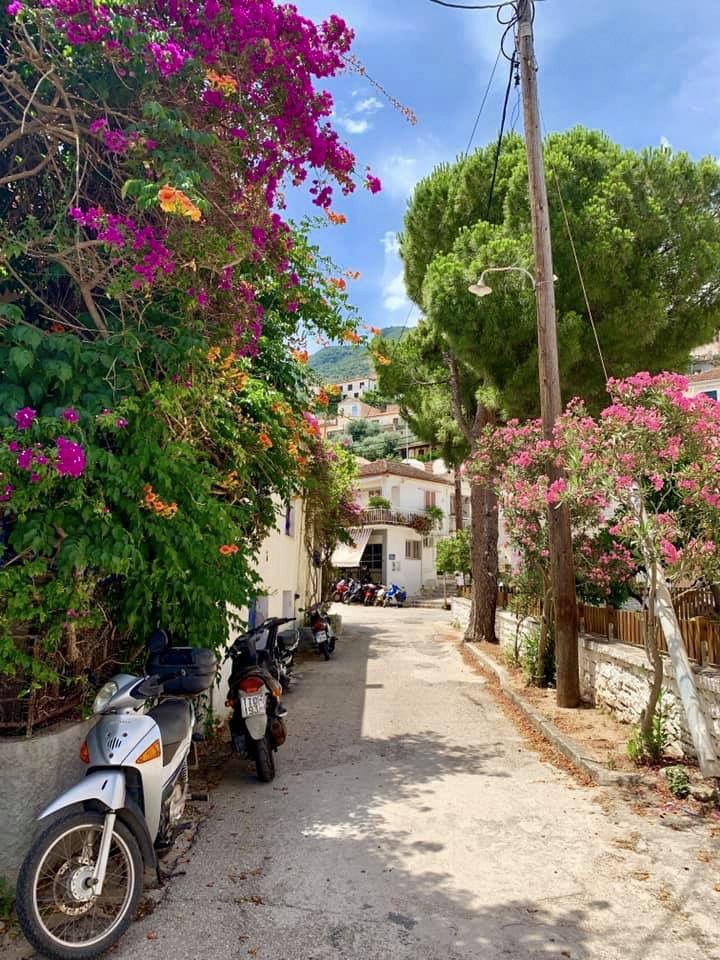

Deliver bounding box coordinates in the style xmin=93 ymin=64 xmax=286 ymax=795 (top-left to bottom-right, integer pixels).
xmin=699 ymin=617 xmax=708 ymax=668
xmin=577 ymin=602 xmax=585 ymax=636
xmin=607 ymin=606 xmax=615 ymax=641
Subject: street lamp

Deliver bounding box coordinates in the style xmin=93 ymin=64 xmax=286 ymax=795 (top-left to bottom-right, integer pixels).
xmin=468 ymin=265 xmax=557 ymax=298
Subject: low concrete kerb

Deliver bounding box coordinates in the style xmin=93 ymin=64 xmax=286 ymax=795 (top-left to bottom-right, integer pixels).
xmin=463 ymin=641 xmax=643 ymax=788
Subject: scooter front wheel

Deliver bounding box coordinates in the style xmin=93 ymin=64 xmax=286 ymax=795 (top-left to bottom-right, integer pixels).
xmin=16 ymin=810 xmax=143 ymax=960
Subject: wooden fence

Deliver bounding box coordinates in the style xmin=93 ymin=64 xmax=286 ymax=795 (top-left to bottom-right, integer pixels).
xmin=491 ymin=589 xmax=720 ymax=669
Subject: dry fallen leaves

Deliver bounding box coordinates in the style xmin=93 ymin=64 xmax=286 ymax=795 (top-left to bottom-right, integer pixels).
xmin=147 ymin=932 xmax=159 ymax=941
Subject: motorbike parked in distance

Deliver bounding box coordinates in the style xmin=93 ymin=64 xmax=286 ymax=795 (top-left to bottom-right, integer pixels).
xmin=253 ymin=616 xmax=298 ymax=694
xmin=226 ymin=624 xmax=288 ymax=782
xmin=383 ymin=584 xmax=407 ymax=608
xmin=308 ymin=603 xmax=337 ymax=660
xmin=362 ymin=582 xmax=380 ymax=606
xmin=374 ymin=585 xmax=387 ymax=605
xmin=332 ymin=577 xmax=350 ymax=603
xmin=343 ymin=579 xmax=365 ymax=604
xmin=16 ymin=630 xmax=215 ymax=960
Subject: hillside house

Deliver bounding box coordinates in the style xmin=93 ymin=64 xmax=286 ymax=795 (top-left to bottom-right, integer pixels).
xmin=686 ymin=367 xmax=720 ymax=401
xmin=332 ymin=459 xmax=458 ymax=595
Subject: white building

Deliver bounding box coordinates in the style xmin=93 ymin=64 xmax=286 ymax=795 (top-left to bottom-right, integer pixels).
xmin=215 ymin=495 xmax=313 ymax=718
xmin=332 ymin=459 xmax=457 ymax=596
xmin=686 ymin=368 xmax=720 ymax=402
xmin=332 ymin=375 xmax=377 ymax=400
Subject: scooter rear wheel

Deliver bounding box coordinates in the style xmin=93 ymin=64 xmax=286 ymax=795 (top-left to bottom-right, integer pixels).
xmin=253 ymin=732 xmax=276 ymax=783
xmin=16 ymin=810 xmax=143 ymax=960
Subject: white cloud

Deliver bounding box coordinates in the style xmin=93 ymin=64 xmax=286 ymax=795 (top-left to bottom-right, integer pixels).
xmin=381 ymin=230 xmax=400 ymax=256
xmin=375 ymin=144 xmax=447 ymax=201
xmin=383 ymin=270 xmax=409 ymax=311
xmin=336 ymin=117 xmax=370 ymax=135
xmin=380 ymin=231 xmax=412 ymax=314
xmin=355 ymin=96 xmax=384 ymax=114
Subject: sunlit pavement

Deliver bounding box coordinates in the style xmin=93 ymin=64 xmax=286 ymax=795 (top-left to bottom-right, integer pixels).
xmin=109 ymin=604 xmax=719 ymax=960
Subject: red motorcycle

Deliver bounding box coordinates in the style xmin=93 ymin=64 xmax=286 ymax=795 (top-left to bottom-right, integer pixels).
xmin=362 ymin=583 xmax=380 ymax=606
xmin=332 ymin=577 xmax=350 ymax=602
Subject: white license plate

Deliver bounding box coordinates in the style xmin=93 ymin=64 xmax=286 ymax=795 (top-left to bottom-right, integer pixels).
xmin=240 ymin=693 xmax=266 ymax=718
xmin=315 ymin=630 xmax=328 ymax=644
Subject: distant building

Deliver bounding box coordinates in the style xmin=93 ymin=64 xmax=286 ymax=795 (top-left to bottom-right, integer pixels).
xmin=686 ymin=368 xmax=720 ymax=402
xmin=332 ymin=376 xmax=377 ymax=400
xmin=331 ymin=458 xmax=478 ymax=596
xmin=689 ymin=337 xmax=720 ymax=375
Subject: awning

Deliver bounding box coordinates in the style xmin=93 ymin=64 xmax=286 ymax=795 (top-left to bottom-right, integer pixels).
xmin=331 ymin=527 xmax=372 ymax=568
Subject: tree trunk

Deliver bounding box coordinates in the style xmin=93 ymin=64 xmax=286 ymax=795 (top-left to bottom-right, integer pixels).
xmin=465 ymin=479 xmax=499 ymax=643
xmin=710 ymin=581 xmax=720 ymax=616
xmin=454 ymin=474 xmax=463 ymax=532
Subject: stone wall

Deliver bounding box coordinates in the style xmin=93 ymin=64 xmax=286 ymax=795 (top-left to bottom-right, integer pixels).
xmin=0 ymin=718 xmax=93 ymax=884
xmin=449 ymin=597 xmax=720 ymax=760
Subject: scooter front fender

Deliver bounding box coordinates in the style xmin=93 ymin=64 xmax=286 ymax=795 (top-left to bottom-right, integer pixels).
xmin=38 ymin=770 xmax=126 ymax=821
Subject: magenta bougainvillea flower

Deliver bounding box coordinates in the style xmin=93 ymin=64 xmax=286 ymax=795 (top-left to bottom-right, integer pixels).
xmin=62 ymin=408 xmax=80 ymax=423
xmin=14 ymin=407 xmax=37 ymax=431
xmin=55 ymin=437 xmax=86 ymax=478
xmin=17 ymin=450 xmax=33 ymax=471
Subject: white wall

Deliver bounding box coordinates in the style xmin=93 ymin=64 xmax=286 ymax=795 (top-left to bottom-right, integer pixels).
xmin=385 ymin=526 xmax=424 ymax=596
xmin=216 ymin=495 xmax=312 ymax=719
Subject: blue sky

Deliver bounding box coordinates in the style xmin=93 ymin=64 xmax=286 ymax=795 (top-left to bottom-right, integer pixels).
xmin=292 ymin=0 xmax=720 ymax=347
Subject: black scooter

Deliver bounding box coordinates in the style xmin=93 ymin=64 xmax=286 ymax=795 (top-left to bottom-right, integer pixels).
xmin=308 ymin=604 xmax=337 ymax=660
xmin=225 ymin=622 xmax=291 ymax=782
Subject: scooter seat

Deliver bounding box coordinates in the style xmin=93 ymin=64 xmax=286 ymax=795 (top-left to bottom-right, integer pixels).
xmin=148 ymin=699 xmax=193 ymax=765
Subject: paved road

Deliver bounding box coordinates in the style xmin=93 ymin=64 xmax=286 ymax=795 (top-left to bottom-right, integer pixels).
xmin=113 ymin=605 xmax=719 ymax=960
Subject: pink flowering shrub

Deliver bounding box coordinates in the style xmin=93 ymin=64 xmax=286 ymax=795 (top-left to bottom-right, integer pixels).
xmin=471 ymin=372 xmax=720 ymax=603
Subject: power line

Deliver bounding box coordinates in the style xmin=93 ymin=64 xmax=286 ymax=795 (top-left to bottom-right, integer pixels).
xmin=463 ymin=46 xmax=502 ymax=157
xmin=485 ymin=48 xmax=517 ymax=219
xmin=428 ymin=1 xmax=514 ymax=9
xmin=551 ymin=169 xmax=609 ymax=385
xmin=535 ymin=103 xmax=610 ymax=385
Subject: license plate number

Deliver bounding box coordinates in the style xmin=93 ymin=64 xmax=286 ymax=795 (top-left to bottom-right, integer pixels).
xmin=240 ymin=693 xmax=266 ymax=718
xmin=315 ymin=630 xmax=328 ymax=644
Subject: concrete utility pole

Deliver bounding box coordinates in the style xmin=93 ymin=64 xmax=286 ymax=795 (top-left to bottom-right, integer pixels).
xmin=516 ymin=0 xmax=580 ymax=707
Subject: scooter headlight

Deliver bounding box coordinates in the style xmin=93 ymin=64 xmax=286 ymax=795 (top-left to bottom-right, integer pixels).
xmin=93 ymin=681 xmax=118 ymax=715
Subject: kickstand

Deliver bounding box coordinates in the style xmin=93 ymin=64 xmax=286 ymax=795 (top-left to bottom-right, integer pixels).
xmin=189 ymin=740 xmax=200 ymax=770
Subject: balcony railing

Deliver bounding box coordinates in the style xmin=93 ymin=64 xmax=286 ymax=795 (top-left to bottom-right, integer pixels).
xmin=350 ymin=508 xmax=433 ymax=533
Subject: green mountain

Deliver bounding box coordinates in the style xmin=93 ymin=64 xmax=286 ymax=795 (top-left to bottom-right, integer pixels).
xmin=309 ymin=326 xmax=406 ymax=382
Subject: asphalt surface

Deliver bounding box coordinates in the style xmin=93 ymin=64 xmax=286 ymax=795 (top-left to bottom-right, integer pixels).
xmin=108 ymin=605 xmax=719 ymax=960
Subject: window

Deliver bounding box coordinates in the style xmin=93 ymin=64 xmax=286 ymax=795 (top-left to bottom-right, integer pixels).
xmin=351 ymin=404 xmax=359 ymax=415
xmin=367 ymin=488 xmax=382 ymax=499
xmin=405 ymin=540 xmax=421 ymax=560
xmin=423 ymin=534 xmax=434 ymax=548
xmin=424 ymin=490 xmax=436 ymax=508
xmin=703 ymin=390 xmax=718 ymax=401
xmin=284 ymin=504 xmax=295 ymax=537
xmin=360 ymin=381 xmax=365 ymax=389
xmin=347 ymin=384 xmax=353 ymax=392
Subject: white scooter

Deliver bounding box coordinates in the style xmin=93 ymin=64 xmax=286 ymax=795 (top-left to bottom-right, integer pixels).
xmin=16 ymin=630 xmax=215 ymax=960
